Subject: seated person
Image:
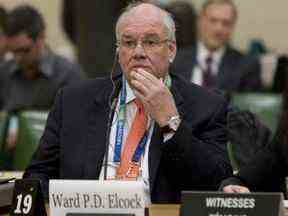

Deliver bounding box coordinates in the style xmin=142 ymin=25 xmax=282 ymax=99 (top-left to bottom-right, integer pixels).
xmin=171 ymin=0 xmax=262 ymax=92
xmin=0 ymin=5 xmax=84 ymax=112
xmin=0 ymin=6 xmax=8 ymax=64
xmin=24 ymin=2 xmax=232 ymax=204
xmin=0 ymin=5 xmax=84 ymax=150
xmin=222 ymin=85 xmax=288 ymax=194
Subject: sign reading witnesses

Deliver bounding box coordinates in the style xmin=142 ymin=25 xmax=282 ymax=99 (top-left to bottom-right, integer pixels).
xmin=10 ymin=179 xmax=47 ymax=216
xmin=181 ymin=191 xmax=284 ymax=216
xmin=49 ymin=180 xmax=146 ymax=216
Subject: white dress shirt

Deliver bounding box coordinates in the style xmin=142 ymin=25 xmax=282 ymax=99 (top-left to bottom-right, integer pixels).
xmin=99 ymin=81 xmax=154 ymax=204
xmin=192 ymin=42 xmax=225 ymax=85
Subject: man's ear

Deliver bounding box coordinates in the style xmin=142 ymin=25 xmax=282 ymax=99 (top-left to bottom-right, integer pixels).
xmin=168 ymin=41 xmax=177 ymax=63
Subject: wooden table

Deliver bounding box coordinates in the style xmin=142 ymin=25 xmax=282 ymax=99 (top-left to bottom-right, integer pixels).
xmin=148 ymin=205 xmax=180 ymax=216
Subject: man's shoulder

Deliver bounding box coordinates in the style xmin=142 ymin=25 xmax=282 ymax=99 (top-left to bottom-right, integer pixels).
xmin=225 ymin=46 xmax=244 ymax=59
xmin=0 ymin=59 xmax=17 ymax=80
xmin=57 ymin=76 xmax=117 ymax=111
xmin=226 ymin=46 xmax=260 ymax=67
xmin=48 ymin=51 xmax=83 ymax=73
xmin=62 ymin=76 xmax=112 ymax=94
xmin=0 ymin=59 xmax=16 ymax=71
xmin=172 ymin=73 xmax=227 ymax=107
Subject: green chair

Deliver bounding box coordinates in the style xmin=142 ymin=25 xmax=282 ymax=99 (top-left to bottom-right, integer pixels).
xmin=231 ymin=93 xmax=282 ymax=134
xmin=0 ymin=112 xmax=8 ymax=150
xmin=228 ymin=93 xmax=282 ymax=172
xmin=0 ymin=112 xmax=13 ymax=170
xmin=13 ymin=111 xmax=48 ymax=170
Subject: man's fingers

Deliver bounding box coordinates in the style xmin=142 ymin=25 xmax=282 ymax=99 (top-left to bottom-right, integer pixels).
xmin=131 ymin=69 xmax=160 ymax=91
xmin=223 ymin=185 xmax=250 ymax=193
xmin=137 ymin=68 xmax=160 ymax=84
xmin=130 ymin=78 xmax=149 ymax=97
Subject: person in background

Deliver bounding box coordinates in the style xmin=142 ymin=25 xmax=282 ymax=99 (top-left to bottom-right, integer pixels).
xmin=222 ymin=82 xmax=288 ymax=195
xmin=0 ymin=6 xmax=8 ymax=110
xmin=171 ymin=0 xmax=262 ymax=92
xmin=24 ymin=2 xmax=232 ymax=203
xmin=0 ymin=7 xmax=8 ymax=63
xmin=0 ymin=5 xmax=84 ymax=150
xmin=164 ymin=1 xmax=197 ymax=49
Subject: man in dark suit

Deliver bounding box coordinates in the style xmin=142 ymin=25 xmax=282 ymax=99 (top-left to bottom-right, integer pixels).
xmin=24 ymin=2 xmax=232 ymax=203
xmin=171 ymin=0 xmax=262 ymax=92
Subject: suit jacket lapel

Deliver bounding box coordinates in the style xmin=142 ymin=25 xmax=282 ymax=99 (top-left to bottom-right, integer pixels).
xmin=83 ymin=80 xmax=118 ymax=179
xmin=217 ymin=48 xmax=234 ymax=88
xmin=148 ymin=124 xmax=162 ymax=190
xmin=149 ymin=76 xmax=185 ymax=189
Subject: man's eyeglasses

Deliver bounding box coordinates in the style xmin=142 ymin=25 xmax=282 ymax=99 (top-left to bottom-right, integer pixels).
xmin=117 ymin=37 xmax=170 ymax=52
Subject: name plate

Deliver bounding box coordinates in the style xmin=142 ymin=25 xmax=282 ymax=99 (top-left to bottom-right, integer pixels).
xmin=181 ymin=191 xmax=284 ymax=216
xmin=49 ymin=180 xmax=146 ymax=216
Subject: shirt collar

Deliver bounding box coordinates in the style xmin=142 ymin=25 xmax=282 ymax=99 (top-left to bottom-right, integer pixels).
xmin=125 ymin=79 xmax=136 ymax=104
xmin=197 ymin=41 xmax=225 ymax=67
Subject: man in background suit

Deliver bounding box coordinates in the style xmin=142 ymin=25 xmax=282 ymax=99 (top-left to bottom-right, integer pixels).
xmin=24 ymin=2 xmax=232 ymax=203
xmin=171 ymin=0 xmax=262 ymax=92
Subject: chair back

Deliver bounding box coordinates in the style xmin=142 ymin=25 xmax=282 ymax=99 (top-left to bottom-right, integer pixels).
xmin=13 ymin=111 xmax=48 ymax=170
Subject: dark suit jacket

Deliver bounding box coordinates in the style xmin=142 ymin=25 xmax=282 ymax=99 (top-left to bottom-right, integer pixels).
xmin=220 ymin=132 xmax=287 ymax=195
xmin=171 ymin=46 xmax=262 ymax=92
xmin=24 ymin=73 xmax=232 ymax=203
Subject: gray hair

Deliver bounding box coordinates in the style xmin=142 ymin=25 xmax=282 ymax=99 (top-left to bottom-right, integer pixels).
xmin=115 ymin=2 xmax=176 ymax=42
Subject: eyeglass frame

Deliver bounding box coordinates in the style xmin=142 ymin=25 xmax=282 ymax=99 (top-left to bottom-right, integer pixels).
xmin=116 ymin=36 xmax=172 ymax=52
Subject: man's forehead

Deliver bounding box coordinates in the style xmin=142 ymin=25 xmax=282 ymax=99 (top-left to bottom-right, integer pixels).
xmin=127 ymin=3 xmax=164 ymax=19
xmin=118 ymin=4 xmax=165 ymax=32
xmin=121 ymin=20 xmax=163 ymax=32
xmin=203 ymin=3 xmax=236 ymax=20
xmin=121 ymin=32 xmax=161 ymax=39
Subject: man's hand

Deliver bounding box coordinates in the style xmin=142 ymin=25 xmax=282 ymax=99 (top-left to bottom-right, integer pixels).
xmin=130 ymin=68 xmax=179 ymax=127
xmin=223 ymin=185 xmax=250 ymax=193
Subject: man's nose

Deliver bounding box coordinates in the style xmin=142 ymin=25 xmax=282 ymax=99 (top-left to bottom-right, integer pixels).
xmin=214 ymin=21 xmax=226 ymax=32
xmin=133 ymin=42 xmax=146 ymax=58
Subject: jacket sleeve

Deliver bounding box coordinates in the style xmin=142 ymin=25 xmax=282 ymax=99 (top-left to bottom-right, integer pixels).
xmin=162 ymin=98 xmax=233 ymax=190
xmin=220 ymin=132 xmax=287 ymax=193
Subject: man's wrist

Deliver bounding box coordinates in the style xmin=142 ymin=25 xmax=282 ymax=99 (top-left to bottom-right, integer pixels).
xmin=160 ymin=115 xmax=181 ymax=133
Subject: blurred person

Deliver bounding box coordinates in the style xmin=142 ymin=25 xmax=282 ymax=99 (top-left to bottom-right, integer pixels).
xmin=0 ymin=6 xmax=8 ymax=109
xmin=272 ymin=55 xmax=288 ymax=93
xmin=62 ymin=0 xmax=130 ymax=77
xmin=221 ymin=82 xmax=288 ymax=195
xmin=164 ymin=1 xmax=197 ymax=49
xmin=171 ymin=0 xmax=262 ymax=92
xmin=0 ymin=6 xmax=8 ymax=62
xmin=0 ymin=5 xmax=84 ymax=150
xmin=24 ymin=2 xmax=232 ymax=203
